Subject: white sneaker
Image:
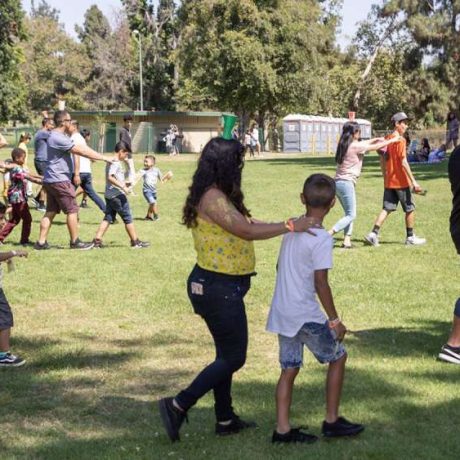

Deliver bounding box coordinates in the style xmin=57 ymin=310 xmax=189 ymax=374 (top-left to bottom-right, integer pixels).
xmin=364 ymin=231 xmax=379 ymax=247
xmin=405 ymin=235 xmax=426 ymax=245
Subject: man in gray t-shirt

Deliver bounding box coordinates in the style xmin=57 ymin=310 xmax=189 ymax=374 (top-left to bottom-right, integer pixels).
xmin=35 ymin=110 xmax=112 ymax=251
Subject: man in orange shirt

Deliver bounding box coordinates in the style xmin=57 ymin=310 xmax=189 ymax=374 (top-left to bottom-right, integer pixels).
xmin=365 ymin=112 xmax=426 ymax=246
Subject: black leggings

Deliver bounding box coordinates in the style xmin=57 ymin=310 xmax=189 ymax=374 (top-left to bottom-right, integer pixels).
xmin=175 ymin=265 xmax=251 ymax=421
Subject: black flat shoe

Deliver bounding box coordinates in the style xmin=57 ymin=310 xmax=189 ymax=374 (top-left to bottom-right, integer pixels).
xmin=215 ymin=416 xmax=257 ymax=436
xmin=322 ymin=416 xmax=364 ymax=437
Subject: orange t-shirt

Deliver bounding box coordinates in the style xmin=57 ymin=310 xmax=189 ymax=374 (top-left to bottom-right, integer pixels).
xmin=384 ymin=132 xmax=410 ymax=189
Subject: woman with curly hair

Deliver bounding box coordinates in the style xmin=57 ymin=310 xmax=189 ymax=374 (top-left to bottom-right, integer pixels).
xmin=158 ymin=137 xmax=319 ymax=442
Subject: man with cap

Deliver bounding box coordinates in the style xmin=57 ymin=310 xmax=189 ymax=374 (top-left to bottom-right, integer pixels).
xmin=365 ymin=112 xmax=426 ymax=246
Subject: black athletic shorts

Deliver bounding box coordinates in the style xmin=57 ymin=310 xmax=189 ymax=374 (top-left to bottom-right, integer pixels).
xmin=383 ymin=188 xmax=415 ymax=213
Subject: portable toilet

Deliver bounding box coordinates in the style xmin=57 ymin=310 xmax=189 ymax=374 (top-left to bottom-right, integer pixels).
xmin=356 ymin=119 xmax=372 ymax=139
xmin=283 ymin=115 xmax=302 ymax=152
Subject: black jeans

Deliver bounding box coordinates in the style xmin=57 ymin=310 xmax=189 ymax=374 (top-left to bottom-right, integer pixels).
xmin=175 ymin=265 xmax=251 ymax=422
xmin=80 ymin=173 xmax=106 ymax=212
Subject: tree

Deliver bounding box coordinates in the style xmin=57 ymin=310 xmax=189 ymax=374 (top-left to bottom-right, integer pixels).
xmin=77 ymin=6 xmax=135 ymax=110
xmin=30 ymin=0 xmax=59 ymax=22
xmin=355 ymin=0 xmax=460 ymax=126
xmin=20 ymin=12 xmax=90 ymax=113
xmin=122 ymin=0 xmax=178 ymax=110
xmin=175 ymin=0 xmax=340 ymax=139
xmin=0 ymin=1 xmax=27 ymax=122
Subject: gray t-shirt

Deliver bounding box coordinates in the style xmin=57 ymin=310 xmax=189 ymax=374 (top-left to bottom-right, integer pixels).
xmin=141 ymin=167 xmax=162 ymax=192
xmin=34 ymin=129 xmax=50 ymax=162
xmin=43 ymin=131 xmax=75 ymax=183
xmin=105 ymin=160 xmax=126 ymax=199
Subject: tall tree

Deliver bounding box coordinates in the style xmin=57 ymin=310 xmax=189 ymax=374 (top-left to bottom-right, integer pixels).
xmin=175 ymin=0 xmax=340 ymax=134
xmin=362 ymin=0 xmax=460 ymax=125
xmin=0 ymin=1 xmax=27 ymax=122
xmin=20 ymin=11 xmax=90 ymax=112
xmin=77 ymin=6 xmax=135 ymax=110
xmin=122 ymin=0 xmax=178 ymax=110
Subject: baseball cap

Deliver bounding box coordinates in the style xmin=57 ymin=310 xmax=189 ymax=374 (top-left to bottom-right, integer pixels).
xmin=391 ymin=112 xmax=412 ymax=123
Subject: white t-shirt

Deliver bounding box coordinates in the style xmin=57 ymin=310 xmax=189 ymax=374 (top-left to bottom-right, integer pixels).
xmin=71 ymin=132 xmax=91 ymax=174
xmin=266 ymin=229 xmax=333 ymax=337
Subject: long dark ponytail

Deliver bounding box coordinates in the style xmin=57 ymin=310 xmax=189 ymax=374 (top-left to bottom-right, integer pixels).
xmin=335 ymin=121 xmax=361 ymax=165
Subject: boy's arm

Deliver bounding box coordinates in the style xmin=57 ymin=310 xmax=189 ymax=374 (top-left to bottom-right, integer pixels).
xmin=73 ymin=154 xmax=81 ymax=186
xmin=401 ymin=158 xmax=421 ymax=192
xmin=108 ymin=175 xmax=130 ymax=194
xmin=314 ymin=269 xmax=347 ymax=341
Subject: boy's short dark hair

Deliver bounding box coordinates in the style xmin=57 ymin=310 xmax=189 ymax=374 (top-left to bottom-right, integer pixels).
xmin=11 ymin=147 xmax=26 ymax=161
xmin=145 ymin=154 xmax=155 ymax=162
xmin=302 ymin=174 xmax=336 ymax=208
xmin=115 ymin=141 xmax=129 ymax=153
xmin=123 ymin=114 xmax=133 ymax=122
xmin=80 ymin=128 xmax=90 ymax=139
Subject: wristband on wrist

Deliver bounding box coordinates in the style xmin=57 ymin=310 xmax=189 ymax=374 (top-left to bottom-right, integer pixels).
xmin=284 ymin=219 xmax=295 ymax=232
xmin=328 ymin=318 xmax=341 ymax=329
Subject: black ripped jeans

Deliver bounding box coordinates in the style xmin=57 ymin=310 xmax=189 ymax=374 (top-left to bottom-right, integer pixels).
xmin=175 ymin=264 xmax=251 ymax=422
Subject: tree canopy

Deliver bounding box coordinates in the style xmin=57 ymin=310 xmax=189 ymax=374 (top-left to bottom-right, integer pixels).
xmin=0 ymin=0 xmax=459 ymax=128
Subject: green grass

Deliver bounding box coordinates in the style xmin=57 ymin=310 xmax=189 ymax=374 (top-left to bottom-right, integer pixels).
xmin=0 ymin=153 xmax=458 ymax=459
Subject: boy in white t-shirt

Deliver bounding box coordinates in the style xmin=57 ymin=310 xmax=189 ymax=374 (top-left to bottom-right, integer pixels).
xmin=267 ymin=174 xmax=364 ymax=444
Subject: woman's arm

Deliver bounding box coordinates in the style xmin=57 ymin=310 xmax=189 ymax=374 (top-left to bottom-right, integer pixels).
xmin=354 ymin=136 xmax=400 ymax=153
xmin=200 ymin=188 xmax=320 ymax=241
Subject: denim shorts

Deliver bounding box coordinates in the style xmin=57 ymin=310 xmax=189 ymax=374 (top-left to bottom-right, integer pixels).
xmin=104 ymin=194 xmax=133 ymax=224
xmin=143 ymin=189 xmax=157 ymax=204
xmin=278 ymin=321 xmax=346 ymax=368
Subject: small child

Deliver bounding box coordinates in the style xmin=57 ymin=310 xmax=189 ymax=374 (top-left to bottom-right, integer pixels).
xmin=244 ymin=130 xmax=254 ymax=158
xmin=92 ymin=142 xmax=149 ymax=249
xmin=139 ymin=155 xmax=170 ymax=221
xmin=267 ymin=174 xmax=364 ymax=444
xmin=0 ymin=248 xmax=28 ymax=367
xmin=0 ymin=148 xmax=42 ymax=245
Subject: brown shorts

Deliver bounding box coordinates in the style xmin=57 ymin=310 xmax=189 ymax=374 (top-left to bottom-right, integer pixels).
xmin=44 ymin=181 xmax=79 ymax=215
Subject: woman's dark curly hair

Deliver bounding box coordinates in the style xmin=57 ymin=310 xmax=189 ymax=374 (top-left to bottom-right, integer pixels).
xmin=183 ymin=137 xmax=251 ymax=228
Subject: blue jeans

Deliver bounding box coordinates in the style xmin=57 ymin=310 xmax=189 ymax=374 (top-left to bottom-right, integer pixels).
xmin=80 ymin=173 xmax=106 ymax=212
xmin=332 ymin=180 xmax=356 ymax=237
xmin=175 ymin=265 xmax=251 ymax=421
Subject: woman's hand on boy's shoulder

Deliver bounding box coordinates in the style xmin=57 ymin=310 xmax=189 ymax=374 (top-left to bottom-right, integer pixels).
xmin=292 ymin=215 xmax=323 ymax=235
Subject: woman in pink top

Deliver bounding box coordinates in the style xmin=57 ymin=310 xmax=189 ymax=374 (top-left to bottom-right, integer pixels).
xmin=329 ymin=122 xmax=400 ymax=248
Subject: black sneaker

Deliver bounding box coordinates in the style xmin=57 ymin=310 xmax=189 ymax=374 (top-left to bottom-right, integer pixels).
xmin=272 ymin=427 xmax=318 ymax=444
xmin=438 ymin=344 xmax=460 ymax=364
xmin=80 ymin=199 xmax=88 ymax=208
xmin=131 ymin=239 xmax=150 ymax=249
xmin=158 ymin=397 xmax=188 ymax=442
xmin=0 ymin=352 xmax=26 ymax=367
xmin=215 ymin=416 xmax=257 ymax=436
xmin=70 ymin=238 xmax=94 ymax=250
xmin=92 ymin=238 xmax=104 ymax=249
xmin=145 ymin=216 xmax=155 ymax=221
xmin=34 ymin=241 xmax=50 ymax=250
xmin=322 ymin=417 xmax=364 ymax=438
xmin=21 ymin=240 xmax=34 ymax=247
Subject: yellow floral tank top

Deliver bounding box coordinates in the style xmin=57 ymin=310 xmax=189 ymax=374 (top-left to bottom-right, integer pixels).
xmin=192 ymin=217 xmax=256 ymax=275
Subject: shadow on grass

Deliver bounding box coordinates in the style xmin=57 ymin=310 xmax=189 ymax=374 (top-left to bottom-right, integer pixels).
xmin=3 ymin=321 xmax=458 ymax=459
xmin=347 ymin=319 xmax=449 ymax=357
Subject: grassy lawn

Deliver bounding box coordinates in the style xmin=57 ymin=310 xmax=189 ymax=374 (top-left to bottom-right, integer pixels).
xmin=0 ymin=152 xmax=458 ymax=459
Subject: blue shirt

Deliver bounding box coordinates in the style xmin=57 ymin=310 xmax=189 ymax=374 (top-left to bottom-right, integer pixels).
xmin=43 ymin=131 xmax=75 ymax=183
xmin=34 ymin=130 xmax=50 ymax=162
